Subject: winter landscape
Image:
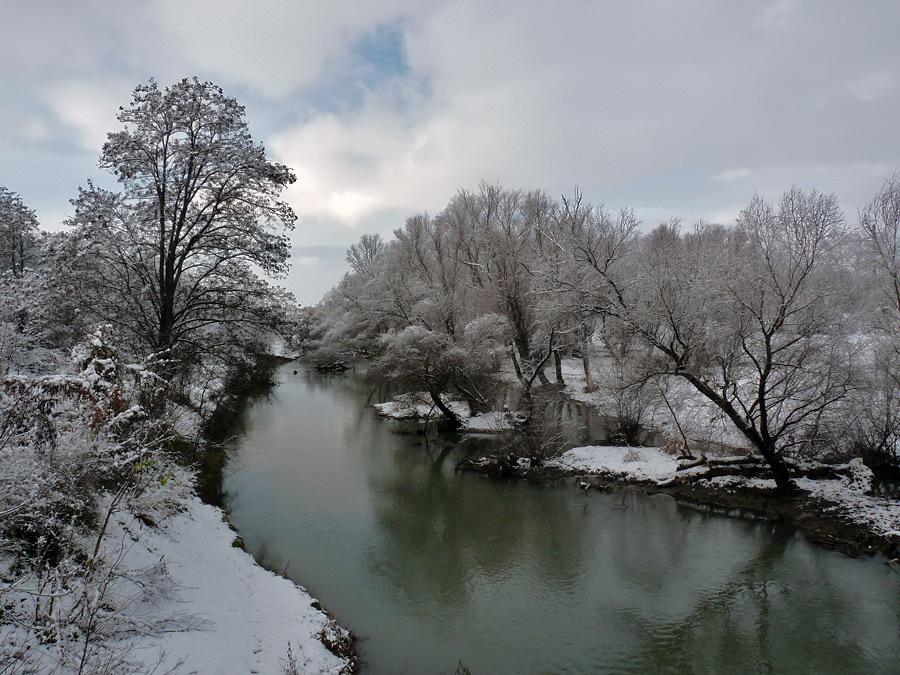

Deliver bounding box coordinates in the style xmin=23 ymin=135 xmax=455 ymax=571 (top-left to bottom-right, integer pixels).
xmin=3 ymin=2 xmax=900 ymax=674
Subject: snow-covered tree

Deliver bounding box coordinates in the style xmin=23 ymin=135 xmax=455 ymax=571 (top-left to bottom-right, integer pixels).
xmin=374 ymin=316 xmax=509 ymax=427
xmin=66 ymin=78 xmax=296 ymax=372
xmin=572 ymin=189 xmax=853 ymax=491
xmin=0 ymin=186 xmax=39 ymax=278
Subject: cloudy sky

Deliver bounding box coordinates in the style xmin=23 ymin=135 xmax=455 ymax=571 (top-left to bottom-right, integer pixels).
xmin=2 ymin=1 xmax=899 ymax=303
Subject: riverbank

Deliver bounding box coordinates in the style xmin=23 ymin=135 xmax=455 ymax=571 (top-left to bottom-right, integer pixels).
xmin=369 ymin=359 xmax=900 ymax=561
xmin=110 ymin=471 xmax=357 ymax=674
xmin=469 ymin=446 xmax=900 ymax=560
xmin=131 ymin=354 xmax=359 ymax=673
xmin=180 ymin=354 xmax=359 ymax=674
xmin=0 ymin=350 xmax=358 ymax=674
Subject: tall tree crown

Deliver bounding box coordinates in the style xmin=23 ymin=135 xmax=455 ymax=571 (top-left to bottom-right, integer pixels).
xmin=68 ymin=78 xmax=298 ymax=362
xmin=99 ymin=77 xmax=296 ymax=276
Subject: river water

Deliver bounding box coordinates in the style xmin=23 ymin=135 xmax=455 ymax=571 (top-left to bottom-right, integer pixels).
xmin=224 ymin=363 xmax=900 ymax=674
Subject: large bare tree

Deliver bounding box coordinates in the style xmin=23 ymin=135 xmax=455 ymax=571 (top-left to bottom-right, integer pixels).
xmin=68 ymin=78 xmax=296 ymax=367
xmin=573 ymin=189 xmax=852 ymax=491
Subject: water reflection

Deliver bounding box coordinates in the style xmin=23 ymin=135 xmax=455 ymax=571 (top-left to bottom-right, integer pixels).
xmin=363 ymin=436 xmax=594 ymax=618
xmin=225 ymin=364 xmax=900 ymax=674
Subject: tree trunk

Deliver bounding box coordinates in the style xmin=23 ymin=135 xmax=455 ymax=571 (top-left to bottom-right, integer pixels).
xmin=554 ymin=350 xmax=564 ymax=385
xmin=580 ymin=323 xmax=595 ymax=393
xmin=758 ymin=443 xmax=796 ymax=493
xmin=429 ymin=390 xmax=460 ymax=429
xmin=509 ymin=345 xmax=523 ymax=380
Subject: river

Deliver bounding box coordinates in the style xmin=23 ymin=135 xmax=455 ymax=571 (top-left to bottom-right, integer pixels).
xmin=223 ymin=363 xmax=900 ymax=674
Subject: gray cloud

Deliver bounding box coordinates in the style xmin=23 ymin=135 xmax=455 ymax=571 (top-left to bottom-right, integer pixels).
xmin=3 ymin=0 xmax=899 ymax=300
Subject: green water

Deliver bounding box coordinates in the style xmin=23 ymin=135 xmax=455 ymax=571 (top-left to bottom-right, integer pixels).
xmin=224 ymin=364 xmax=900 ymax=674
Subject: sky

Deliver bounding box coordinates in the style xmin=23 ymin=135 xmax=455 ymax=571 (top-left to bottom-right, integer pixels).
xmin=2 ymin=1 xmax=900 ymax=304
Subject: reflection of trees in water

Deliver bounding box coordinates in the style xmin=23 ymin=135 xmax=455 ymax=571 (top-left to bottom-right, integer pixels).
xmin=600 ymin=505 xmax=900 ymax=673
xmin=299 ymin=366 xmax=392 ymax=438
xmin=599 ymin=525 xmax=788 ymax=673
xmin=232 ymin=366 xmax=900 ymax=672
xmin=362 ymin=433 xmax=593 ymax=620
xmin=302 ymin=363 xmax=395 ymax=401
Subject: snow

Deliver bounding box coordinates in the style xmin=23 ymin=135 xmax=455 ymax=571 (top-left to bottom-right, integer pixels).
xmin=794 ymin=477 xmax=900 ymax=538
xmin=115 ymin=497 xmax=351 ymax=675
xmin=546 ymin=445 xmax=900 ymax=544
xmin=461 ymin=411 xmax=515 ymax=432
xmin=373 ymin=392 xmax=468 ymax=422
xmin=0 ymin=464 xmax=353 ymax=674
xmin=373 ymin=393 xmax=517 ymax=432
xmin=702 ymin=475 xmax=777 ymax=490
xmin=547 ymin=444 xmax=680 ymax=483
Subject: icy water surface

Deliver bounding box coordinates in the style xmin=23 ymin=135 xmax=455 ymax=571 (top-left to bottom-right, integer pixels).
xmin=224 ymin=364 xmax=900 ymax=674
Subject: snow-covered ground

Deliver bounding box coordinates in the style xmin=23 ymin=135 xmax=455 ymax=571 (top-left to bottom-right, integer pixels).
xmin=1 ymin=466 xmax=354 ymax=675
xmin=547 ymin=444 xmax=900 ymax=543
xmin=795 ymin=476 xmax=900 ymax=538
xmin=547 ymin=444 xmax=679 ymax=483
xmin=373 ymin=392 xmax=516 ymax=432
xmin=121 ymin=495 xmax=352 ymax=674
xmin=372 ymin=392 xmax=468 ymax=421
xmin=461 ymin=411 xmax=516 ymax=432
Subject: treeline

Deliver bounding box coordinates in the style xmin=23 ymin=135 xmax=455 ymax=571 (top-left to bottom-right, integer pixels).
xmin=306 ymin=180 xmax=900 ymax=491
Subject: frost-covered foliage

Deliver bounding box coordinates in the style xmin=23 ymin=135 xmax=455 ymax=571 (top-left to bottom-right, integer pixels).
xmin=0 ymin=186 xmax=39 ymax=279
xmin=308 ymin=177 xmax=900 ymax=487
xmin=65 ymin=79 xmax=296 ymax=374
xmin=0 ymin=229 xmax=95 ymax=378
xmin=374 ymin=316 xmax=510 ymax=426
xmin=0 ymin=326 xmax=179 ymax=674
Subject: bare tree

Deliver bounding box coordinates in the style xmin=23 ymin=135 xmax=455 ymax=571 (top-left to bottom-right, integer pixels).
xmin=346 ymin=233 xmax=385 ymax=278
xmin=445 ymin=183 xmax=559 ymax=386
xmin=67 ymin=78 xmax=296 ymax=370
xmin=572 ymin=189 xmax=851 ymax=491
xmin=855 ymin=172 xmax=900 ymax=473
xmin=861 ymin=171 xmax=900 ymax=326
xmin=546 ymin=191 xmax=640 ymax=392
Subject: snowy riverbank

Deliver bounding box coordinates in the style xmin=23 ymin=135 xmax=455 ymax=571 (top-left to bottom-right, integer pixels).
xmin=121 ymin=493 xmax=355 ymax=674
xmin=1 ymin=462 xmax=356 ymax=675
xmin=368 ymin=361 xmax=900 ymax=559
xmin=543 ymin=444 xmax=900 ymax=558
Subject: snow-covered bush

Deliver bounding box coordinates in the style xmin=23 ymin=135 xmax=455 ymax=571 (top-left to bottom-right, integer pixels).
xmin=0 ymin=326 xmax=177 ymax=674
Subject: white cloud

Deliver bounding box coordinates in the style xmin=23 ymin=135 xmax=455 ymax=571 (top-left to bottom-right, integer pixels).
xmin=150 ymin=0 xmax=424 ymax=98
xmin=326 ymin=191 xmax=381 ymax=224
xmin=43 ymin=80 xmax=128 ymax=152
xmin=260 ymin=0 xmax=900 ymax=246
xmin=756 ymin=0 xmax=800 ymax=29
xmin=21 ymin=118 xmax=51 ymax=143
xmin=4 ymin=1 xmax=900 ymax=264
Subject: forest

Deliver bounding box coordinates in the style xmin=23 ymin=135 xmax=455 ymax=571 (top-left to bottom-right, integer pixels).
xmin=305 ymin=179 xmax=900 ymax=494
